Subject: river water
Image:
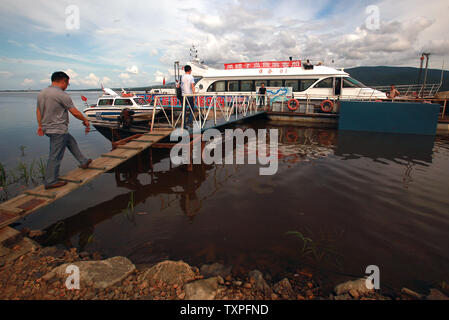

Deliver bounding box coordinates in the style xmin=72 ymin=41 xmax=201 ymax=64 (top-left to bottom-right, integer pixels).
xmin=1 ymin=91 xmax=448 ymax=295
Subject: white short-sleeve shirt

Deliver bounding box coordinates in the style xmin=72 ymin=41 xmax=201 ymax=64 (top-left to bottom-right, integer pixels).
xmin=181 ymin=74 xmax=194 ymax=95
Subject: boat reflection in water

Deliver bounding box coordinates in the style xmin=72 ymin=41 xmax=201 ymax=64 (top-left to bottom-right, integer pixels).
xmin=39 ymin=148 xmax=240 ymax=256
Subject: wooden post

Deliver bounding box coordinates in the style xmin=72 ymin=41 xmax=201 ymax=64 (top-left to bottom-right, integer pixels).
xmin=443 ymin=99 xmax=447 ymax=119
xmin=214 ymin=95 xmax=217 ymax=125
xmin=151 ymin=97 xmax=157 ymax=132
xmin=137 ymin=152 xmax=143 ymax=172
xmin=187 ymin=146 xmax=193 ymax=172
xmin=182 ymin=96 xmax=186 ymax=129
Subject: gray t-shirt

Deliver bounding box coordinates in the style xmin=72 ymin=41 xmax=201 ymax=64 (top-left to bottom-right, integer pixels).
xmin=37 ymin=86 xmax=75 ymax=134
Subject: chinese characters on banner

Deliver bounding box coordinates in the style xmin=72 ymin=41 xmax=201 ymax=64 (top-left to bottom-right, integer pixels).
xmin=224 ymin=60 xmax=301 ymax=70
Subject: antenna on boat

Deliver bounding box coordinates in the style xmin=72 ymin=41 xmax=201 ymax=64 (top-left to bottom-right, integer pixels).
xmin=190 ymin=44 xmax=200 ymax=64
xmin=418 ymin=53 xmax=431 ymax=97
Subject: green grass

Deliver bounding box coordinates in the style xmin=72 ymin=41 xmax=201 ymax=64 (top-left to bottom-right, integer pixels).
xmin=119 ymin=192 xmax=136 ymax=223
xmin=127 ymin=191 xmax=135 ymax=212
xmin=286 ymin=229 xmax=343 ymax=269
xmin=0 ymin=157 xmax=47 ymax=203
xmin=0 ymin=161 xmax=6 ymax=188
xmin=38 ymin=158 xmax=46 ymax=180
xmin=16 ymin=160 xmax=31 ymax=185
xmin=19 ymin=145 xmax=26 ymax=157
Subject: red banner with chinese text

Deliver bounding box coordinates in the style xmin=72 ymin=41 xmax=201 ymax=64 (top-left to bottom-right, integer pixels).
xmin=224 ymin=60 xmax=301 ymax=70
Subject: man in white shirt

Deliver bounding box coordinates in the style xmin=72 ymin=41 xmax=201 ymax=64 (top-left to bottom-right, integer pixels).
xmin=181 ymin=65 xmax=196 ymax=128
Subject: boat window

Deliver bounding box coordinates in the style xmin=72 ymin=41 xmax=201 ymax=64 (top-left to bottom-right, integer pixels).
xmin=285 ymin=80 xmax=299 ymax=91
xmin=314 ymin=78 xmax=333 ymax=88
xmin=255 ymin=80 xmax=267 ymax=88
xmin=228 ymin=80 xmax=239 ymax=92
xmin=207 ymin=82 xmax=214 ymax=92
xmin=98 ymin=99 xmax=114 ymax=106
xmin=343 ymin=77 xmax=367 ymax=88
xmin=194 ymin=77 xmax=203 ymax=84
xmin=114 ymin=99 xmax=133 ymax=106
xmin=269 ymin=79 xmax=283 ymax=87
xmin=241 ymin=80 xmax=254 ymax=91
xmin=133 ymin=98 xmax=147 ymax=105
xmin=300 ymin=79 xmax=318 ymax=91
xmin=215 ymin=81 xmax=226 ymax=92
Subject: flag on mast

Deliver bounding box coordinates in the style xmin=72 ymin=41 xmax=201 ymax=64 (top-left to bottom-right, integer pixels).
xmin=163 ymin=77 xmax=166 ymax=86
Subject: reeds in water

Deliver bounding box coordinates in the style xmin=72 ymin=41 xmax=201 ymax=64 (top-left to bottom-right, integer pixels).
xmin=0 ymin=154 xmax=47 ymax=202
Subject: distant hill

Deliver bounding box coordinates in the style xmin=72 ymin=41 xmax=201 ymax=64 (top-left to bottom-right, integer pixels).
xmin=345 ymin=66 xmax=449 ymax=92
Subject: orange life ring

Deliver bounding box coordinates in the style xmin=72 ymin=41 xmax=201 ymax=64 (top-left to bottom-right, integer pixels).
xmin=121 ymin=93 xmax=133 ymax=97
xmin=287 ymin=99 xmax=300 ymax=111
xmin=321 ymin=100 xmax=334 ymax=113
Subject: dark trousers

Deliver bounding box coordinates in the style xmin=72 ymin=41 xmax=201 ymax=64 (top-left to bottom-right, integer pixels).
xmin=45 ymin=133 xmax=88 ymax=186
xmin=184 ymin=96 xmax=195 ymax=128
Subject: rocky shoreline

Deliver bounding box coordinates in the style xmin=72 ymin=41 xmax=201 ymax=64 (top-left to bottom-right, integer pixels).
xmin=1 ymin=231 xmax=448 ymax=301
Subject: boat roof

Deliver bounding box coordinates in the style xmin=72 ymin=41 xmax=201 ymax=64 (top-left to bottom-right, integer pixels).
xmin=199 ymin=65 xmax=349 ymax=79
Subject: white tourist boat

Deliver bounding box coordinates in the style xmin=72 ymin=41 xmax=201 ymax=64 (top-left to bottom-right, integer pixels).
xmin=190 ymin=60 xmax=387 ymax=104
xmin=170 ymin=51 xmax=387 ymax=113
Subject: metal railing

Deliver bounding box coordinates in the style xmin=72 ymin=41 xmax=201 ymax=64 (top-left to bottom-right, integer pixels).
xmin=146 ymin=91 xmax=448 ymax=122
xmin=149 ymin=93 xmax=267 ymax=131
xmin=372 ymin=83 xmax=442 ymax=98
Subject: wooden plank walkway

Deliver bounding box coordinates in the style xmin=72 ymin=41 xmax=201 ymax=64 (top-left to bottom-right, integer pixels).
xmin=0 ymin=128 xmax=173 ymax=230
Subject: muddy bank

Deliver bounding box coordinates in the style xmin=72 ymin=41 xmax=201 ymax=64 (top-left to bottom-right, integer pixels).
xmin=0 ymin=231 xmax=447 ymax=301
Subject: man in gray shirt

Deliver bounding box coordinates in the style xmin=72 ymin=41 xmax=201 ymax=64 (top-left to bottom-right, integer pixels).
xmin=37 ymin=71 xmax=92 ymax=189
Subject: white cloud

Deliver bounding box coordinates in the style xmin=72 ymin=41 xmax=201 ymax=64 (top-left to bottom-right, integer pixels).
xmin=126 ymin=65 xmax=139 ymax=74
xmin=21 ymin=78 xmax=34 ymax=86
xmin=78 ymin=73 xmax=100 ymax=87
xmin=64 ymin=69 xmax=79 ymax=79
xmin=0 ymin=71 xmax=13 ymax=78
xmin=64 ymin=70 xmax=101 ymax=88
xmin=1 ymin=0 xmax=449 ymax=89
xmin=102 ymin=76 xmax=111 ymax=85
xmin=7 ymin=39 xmax=21 ymax=47
xmin=153 ymin=70 xmax=166 ymax=83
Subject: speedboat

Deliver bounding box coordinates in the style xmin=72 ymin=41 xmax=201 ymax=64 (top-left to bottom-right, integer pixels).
xmin=83 ymin=88 xmax=162 ymax=126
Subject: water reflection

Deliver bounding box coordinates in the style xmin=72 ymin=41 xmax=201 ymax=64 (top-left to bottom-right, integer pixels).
xmin=40 ymin=149 xmax=240 ymax=250
xmin=28 ymin=124 xmax=449 ymax=293
xmin=336 ymin=131 xmax=435 ymax=165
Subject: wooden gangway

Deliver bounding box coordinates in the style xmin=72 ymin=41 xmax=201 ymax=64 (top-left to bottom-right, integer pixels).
xmin=0 ymin=128 xmax=173 ymax=230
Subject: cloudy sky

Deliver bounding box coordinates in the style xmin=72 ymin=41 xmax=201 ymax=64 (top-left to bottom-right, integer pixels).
xmin=0 ymin=0 xmax=448 ymax=90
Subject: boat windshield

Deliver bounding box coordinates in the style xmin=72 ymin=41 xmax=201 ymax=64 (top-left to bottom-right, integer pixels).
xmin=133 ymin=98 xmax=148 ymax=105
xmin=344 ymin=77 xmax=367 ymax=88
